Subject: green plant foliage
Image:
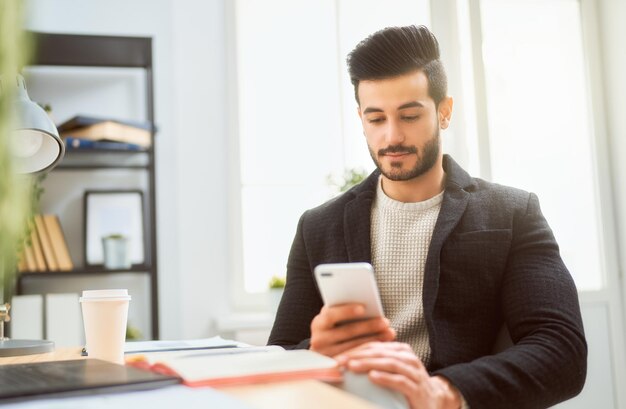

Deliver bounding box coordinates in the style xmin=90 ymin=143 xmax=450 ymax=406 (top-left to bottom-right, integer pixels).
xmin=126 ymin=324 xmax=142 ymax=341
xmin=268 ymin=275 xmax=286 ymax=289
xmin=21 ymin=174 xmax=46 ymax=249
xmin=0 ymin=0 xmax=33 ymax=303
xmin=103 ymin=233 xmax=127 ymax=240
xmin=327 ymin=168 xmax=369 ymax=194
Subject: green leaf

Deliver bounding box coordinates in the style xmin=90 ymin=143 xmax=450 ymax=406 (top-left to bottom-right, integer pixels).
xmin=0 ymin=0 xmax=33 ymax=303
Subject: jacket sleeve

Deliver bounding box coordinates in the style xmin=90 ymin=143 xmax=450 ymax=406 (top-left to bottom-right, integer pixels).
xmin=435 ymin=193 xmax=587 ymax=409
xmin=267 ymin=211 xmax=323 ymax=349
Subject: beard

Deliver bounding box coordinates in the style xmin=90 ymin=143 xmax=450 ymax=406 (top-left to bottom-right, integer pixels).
xmin=368 ymin=127 xmax=440 ymax=181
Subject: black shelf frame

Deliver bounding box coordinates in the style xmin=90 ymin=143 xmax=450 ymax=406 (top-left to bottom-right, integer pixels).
xmin=17 ymin=268 xmax=151 ymax=293
xmin=20 ymin=32 xmax=160 ymax=339
xmin=63 ymin=149 xmax=151 ymax=154
xmin=54 ymin=164 xmax=151 ymax=170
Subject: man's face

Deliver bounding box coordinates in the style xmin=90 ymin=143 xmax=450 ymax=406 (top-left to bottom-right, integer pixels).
xmin=358 ymin=70 xmax=447 ymax=181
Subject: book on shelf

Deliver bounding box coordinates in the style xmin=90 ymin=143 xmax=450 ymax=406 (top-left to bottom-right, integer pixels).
xmin=64 ymin=136 xmax=145 ymax=152
xmin=57 ymin=115 xmax=152 ymax=148
xmin=17 ymin=216 xmax=73 ymax=273
xmin=126 ymin=347 xmax=343 ymax=388
xmin=21 ymin=240 xmax=37 ymax=272
xmin=43 ymin=214 xmax=74 ymax=271
xmin=33 ymin=214 xmax=58 ymax=271
xmin=29 ymin=222 xmax=47 ymax=272
xmin=17 ymin=225 xmax=46 ymax=272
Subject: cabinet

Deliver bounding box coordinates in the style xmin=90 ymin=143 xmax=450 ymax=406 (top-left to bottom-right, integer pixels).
xmin=17 ymin=33 xmax=159 ymax=339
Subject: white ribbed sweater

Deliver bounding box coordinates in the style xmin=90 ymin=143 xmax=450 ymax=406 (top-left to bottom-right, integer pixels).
xmin=370 ymin=177 xmax=444 ymax=365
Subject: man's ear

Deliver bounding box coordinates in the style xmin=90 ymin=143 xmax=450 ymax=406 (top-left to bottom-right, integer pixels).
xmin=438 ymin=96 xmax=454 ymax=129
xmin=357 ymin=106 xmax=362 ymax=120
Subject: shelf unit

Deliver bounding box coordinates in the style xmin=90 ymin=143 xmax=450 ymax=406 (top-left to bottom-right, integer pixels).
xmin=17 ymin=32 xmax=160 ymax=339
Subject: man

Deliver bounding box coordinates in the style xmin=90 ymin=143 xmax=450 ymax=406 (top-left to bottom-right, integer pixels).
xmin=268 ymin=25 xmax=586 ymax=409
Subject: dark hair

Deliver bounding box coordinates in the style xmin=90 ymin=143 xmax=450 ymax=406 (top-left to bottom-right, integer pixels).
xmin=347 ymin=25 xmax=447 ymax=106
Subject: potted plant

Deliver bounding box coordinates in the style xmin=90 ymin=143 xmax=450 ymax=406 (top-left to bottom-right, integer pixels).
xmin=268 ymin=275 xmax=286 ymax=315
xmin=101 ymin=233 xmax=131 ymax=269
xmin=125 ymin=323 xmax=142 ymax=341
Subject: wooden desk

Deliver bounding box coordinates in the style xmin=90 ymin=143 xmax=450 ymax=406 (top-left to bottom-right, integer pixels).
xmin=0 ymin=348 xmax=379 ymax=409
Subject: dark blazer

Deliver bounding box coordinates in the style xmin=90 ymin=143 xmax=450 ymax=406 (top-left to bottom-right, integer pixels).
xmin=268 ymin=155 xmax=586 ymax=409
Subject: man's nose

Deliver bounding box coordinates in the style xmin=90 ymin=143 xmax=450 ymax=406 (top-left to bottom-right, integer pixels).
xmin=385 ymin=119 xmax=405 ymax=145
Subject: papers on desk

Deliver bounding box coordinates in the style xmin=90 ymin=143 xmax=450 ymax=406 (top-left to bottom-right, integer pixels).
xmin=124 ymin=336 xmax=246 ymax=354
xmin=127 ymin=348 xmax=343 ymax=388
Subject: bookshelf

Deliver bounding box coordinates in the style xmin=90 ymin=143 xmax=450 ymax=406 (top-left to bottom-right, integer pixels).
xmin=16 ymin=32 xmax=160 ymax=340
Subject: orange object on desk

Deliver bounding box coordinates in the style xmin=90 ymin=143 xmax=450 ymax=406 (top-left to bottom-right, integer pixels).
xmin=125 ymin=348 xmax=343 ymax=388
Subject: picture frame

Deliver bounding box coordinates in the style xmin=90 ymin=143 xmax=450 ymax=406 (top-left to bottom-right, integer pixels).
xmin=83 ymin=190 xmax=145 ymax=267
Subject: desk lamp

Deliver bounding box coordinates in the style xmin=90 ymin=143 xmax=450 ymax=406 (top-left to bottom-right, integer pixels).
xmin=0 ymin=74 xmax=64 ymax=356
xmin=9 ymin=74 xmax=65 ymax=174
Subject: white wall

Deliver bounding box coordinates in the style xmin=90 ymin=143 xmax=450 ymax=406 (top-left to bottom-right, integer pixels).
xmin=25 ymin=0 xmax=184 ymax=339
xmin=170 ymin=0 xmax=230 ymax=338
xmin=25 ymin=0 xmax=234 ymax=340
xmin=599 ymin=0 xmax=626 ymax=320
xmin=597 ymin=0 xmax=626 ymax=403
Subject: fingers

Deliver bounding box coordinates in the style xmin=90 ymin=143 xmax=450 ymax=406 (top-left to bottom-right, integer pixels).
xmin=312 ymin=304 xmax=366 ymax=329
xmin=368 ymin=370 xmax=420 ymax=402
xmin=314 ymin=330 xmax=396 ymax=357
xmin=335 ymin=342 xmax=427 ymax=383
xmin=335 ymin=341 xmax=462 ymax=409
xmin=323 ymin=317 xmax=393 ymax=345
xmin=369 ymin=372 xmax=463 ymax=409
xmin=309 ymin=305 xmax=396 ymax=356
xmin=338 ymin=341 xmax=414 ymax=356
xmin=355 ymin=357 xmax=426 ymax=409
xmin=335 ymin=342 xmax=417 ymax=364
xmin=311 ymin=321 xmax=396 ymax=356
xmin=345 ymin=356 xmax=425 ymax=382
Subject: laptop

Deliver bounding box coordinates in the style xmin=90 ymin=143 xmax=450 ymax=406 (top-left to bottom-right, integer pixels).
xmin=0 ymin=359 xmax=181 ymax=403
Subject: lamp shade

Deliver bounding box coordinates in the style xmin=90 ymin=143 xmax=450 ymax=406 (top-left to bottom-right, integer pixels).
xmin=10 ymin=75 xmax=64 ymax=174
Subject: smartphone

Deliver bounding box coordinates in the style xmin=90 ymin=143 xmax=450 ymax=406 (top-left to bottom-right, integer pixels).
xmin=314 ymin=262 xmax=384 ymax=321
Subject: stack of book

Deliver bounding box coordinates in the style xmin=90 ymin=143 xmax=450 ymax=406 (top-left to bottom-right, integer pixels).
xmin=57 ymin=115 xmax=153 ymax=151
xmin=18 ymin=214 xmax=73 ymax=272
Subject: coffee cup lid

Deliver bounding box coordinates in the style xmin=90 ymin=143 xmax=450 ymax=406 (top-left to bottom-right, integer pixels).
xmin=79 ymin=289 xmax=131 ymax=302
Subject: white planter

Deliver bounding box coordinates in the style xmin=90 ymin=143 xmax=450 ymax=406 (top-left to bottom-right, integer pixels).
xmin=268 ymin=288 xmax=284 ymax=316
xmin=102 ymin=236 xmax=131 ymax=269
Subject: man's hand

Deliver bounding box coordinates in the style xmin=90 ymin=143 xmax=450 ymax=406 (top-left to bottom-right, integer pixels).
xmin=335 ymin=342 xmax=463 ymax=409
xmin=309 ymin=304 xmax=396 ymax=357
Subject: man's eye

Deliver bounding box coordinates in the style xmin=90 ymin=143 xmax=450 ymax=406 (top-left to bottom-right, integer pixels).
xmin=368 ymin=117 xmax=384 ymax=124
xmin=402 ymin=115 xmax=419 ymax=122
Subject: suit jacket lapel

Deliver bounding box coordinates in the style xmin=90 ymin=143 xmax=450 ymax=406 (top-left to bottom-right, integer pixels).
xmin=344 ymin=172 xmax=378 ymax=263
xmin=340 ymin=156 xmax=475 ymax=346
xmin=423 ymin=155 xmax=474 ymax=352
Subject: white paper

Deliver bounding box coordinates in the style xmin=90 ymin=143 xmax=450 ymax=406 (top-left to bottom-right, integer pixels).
xmin=161 ymin=349 xmax=334 ymax=382
xmin=124 ymin=335 xmax=249 ymax=354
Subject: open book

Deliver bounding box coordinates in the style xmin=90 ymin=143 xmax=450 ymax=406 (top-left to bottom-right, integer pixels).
xmin=126 ymin=347 xmax=343 ymax=388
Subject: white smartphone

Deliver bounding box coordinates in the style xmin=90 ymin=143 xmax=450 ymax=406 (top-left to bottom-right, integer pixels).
xmin=314 ymin=262 xmax=384 ymax=321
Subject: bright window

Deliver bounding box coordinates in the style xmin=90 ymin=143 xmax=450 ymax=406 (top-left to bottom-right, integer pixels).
xmin=234 ymin=0 xmax=430 ymax=301
xmin=480 ymin=0 xmax=603 ymax=290
xmin=233 ymin=0 xmax=602 ymax=303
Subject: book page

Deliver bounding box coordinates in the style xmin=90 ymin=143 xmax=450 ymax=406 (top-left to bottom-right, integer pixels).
xmin=157 ymin=349 xmax=338 ymax=383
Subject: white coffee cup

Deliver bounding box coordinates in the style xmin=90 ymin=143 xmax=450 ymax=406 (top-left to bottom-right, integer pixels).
xmin=79 ymin=289 xmax=131 ymax=365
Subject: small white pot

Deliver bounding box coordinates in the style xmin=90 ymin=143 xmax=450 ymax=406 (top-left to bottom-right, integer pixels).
xmin=268 ymin=288 xmax=284 ymax=316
